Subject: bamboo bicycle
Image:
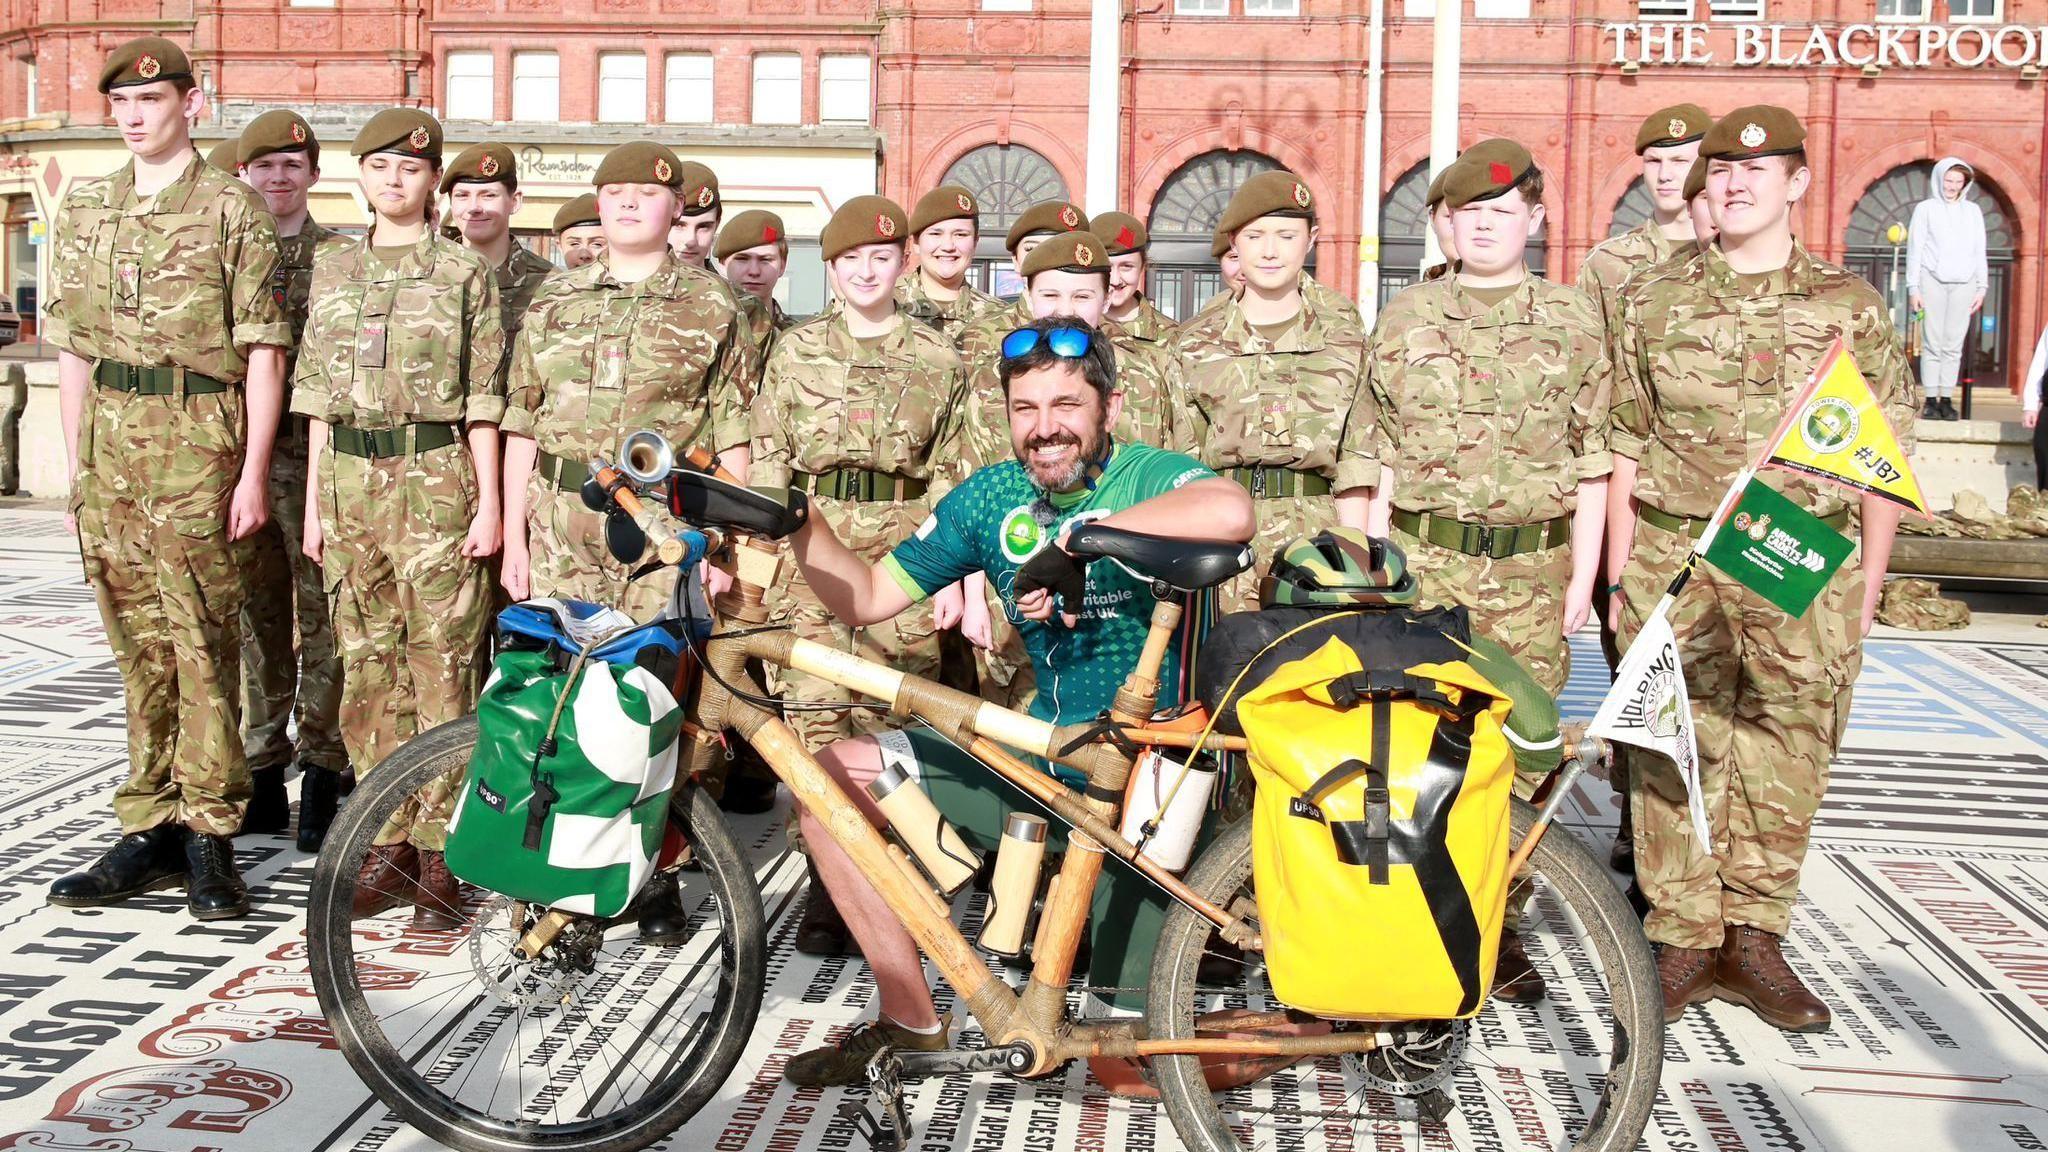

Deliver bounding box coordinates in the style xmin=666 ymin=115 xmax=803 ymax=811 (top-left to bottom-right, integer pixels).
xmin=307 ymin=442 xmax=1664 ymax=1152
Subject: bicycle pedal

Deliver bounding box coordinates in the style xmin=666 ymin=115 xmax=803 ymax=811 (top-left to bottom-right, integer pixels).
xmin=834 ymin=1100 xmax=907 ymax=1152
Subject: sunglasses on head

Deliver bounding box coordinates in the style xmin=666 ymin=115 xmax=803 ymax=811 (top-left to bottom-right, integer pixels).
xmin=1000 ymin=325 xmax=1095 ymax=362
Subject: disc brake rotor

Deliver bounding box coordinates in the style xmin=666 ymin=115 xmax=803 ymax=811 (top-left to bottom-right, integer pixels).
xmin=467 ymin=895 xmax=601 ymax=1008
xmin=1349 ymin=1019 xmax=1470 ymax=1097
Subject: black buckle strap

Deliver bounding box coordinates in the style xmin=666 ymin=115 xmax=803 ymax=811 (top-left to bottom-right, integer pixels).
xmin=1057 ymin=711 xmax=1144 ymax=761
xmin=330 ymin=422 xmax=460 ymax=459
xmin=538 ymin=450 xmax=592 ymax=492
xmin=94 ymin=360 xmax=230 ymax=396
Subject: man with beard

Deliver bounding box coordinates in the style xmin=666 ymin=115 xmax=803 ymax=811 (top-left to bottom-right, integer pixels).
xmin=552 ymin=194 xmax=605 ymax=270
xmin=442 ymin=143 xmax=556 ymax=336
xmin=898 ymin=184 xmax=1005 ymax=344
xmin=233 ymin=110 xmax=355 ymax=851
xmin=776 ymin=316 xmax=1256 ymax=1086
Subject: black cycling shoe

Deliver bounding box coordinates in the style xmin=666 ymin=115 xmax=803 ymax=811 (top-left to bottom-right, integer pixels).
xmin=634 ymin=870 xmax=689 ymax=945
xmin=240 ymin=766 xmax=291 ymax=836
xmin=296 ymin=766 xmax=346 ymax=853
xmin=185 ymin=832 xmax=250 ymax=920
xmin=49 ymin=824 xmax=187 ymax=907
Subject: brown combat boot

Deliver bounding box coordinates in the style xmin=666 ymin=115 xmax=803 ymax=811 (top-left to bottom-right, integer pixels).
xmin=1491 ymin=927 xmax=1549 ymax=1004
xmin=1656 ymin=943 xmax=1717 ymax=1023
xmin=352 ymin=843 xmax=419 ymax=919
xmin=1714 ymin=925 xmax=1831 ymax=1033
xmin=411 ymin=849 xmax=465 ymax=931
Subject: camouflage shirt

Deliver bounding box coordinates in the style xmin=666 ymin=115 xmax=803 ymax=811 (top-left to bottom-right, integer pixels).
xmin=1114 ymin=296 xmax=1179 ymax=345
xmin=275 ymin=222 xmax=355 ymax=389
xmin=1612 ymin=242 xmax=1916 ymax=520
xmin=290 ymin=231 xmax=507 ymax=429
xmin=896 ymin=273 xmax=1006 ymax=346
xmin=1367 ymin=276 xmax=1613 ymax=524
xmin=748 ymin=309 xmax=966 ymax=491
xmin=951 ymin=300 xmax=1192 ymax=478
xmin=736 ymin=291 xmax=801 ymax=370
xmin=1173 ymin=283 xmax=1373 ymax=490
xmin=503 ymin=252 xmax=760 ymax=460
xmin=45 ymin=153 xmax=290 ymax=380
xmin=1576 ymin=221 xmax=1684 ymax=332
xmin=495 ymin=242 xmax=558 ymax=335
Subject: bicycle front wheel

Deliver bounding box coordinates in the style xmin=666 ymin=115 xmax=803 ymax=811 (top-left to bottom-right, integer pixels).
xmin=307 ymin=715 xmax=767 ymax=1152
xmin=1148 ymin=799 xmax=1663 ymax=1152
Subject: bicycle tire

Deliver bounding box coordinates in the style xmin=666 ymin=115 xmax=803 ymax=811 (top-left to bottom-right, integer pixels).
xmin=1148 ymin=799 xmax=1663 ymax=1152
xmin=307 ymin=715 xmax=767 ymax=1152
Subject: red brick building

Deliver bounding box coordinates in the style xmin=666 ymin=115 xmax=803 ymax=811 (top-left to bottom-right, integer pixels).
xmin=0 ymin=0 xmax=2040 ymax=387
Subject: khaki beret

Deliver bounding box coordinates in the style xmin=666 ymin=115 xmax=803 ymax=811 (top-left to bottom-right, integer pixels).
xmin=1637 ymin=104 xmax=1713 ymax=154
xmin=205 ymin=141 xmax=241 ymax=173
xmin=1211 ymin=223 xmax=1232 ymax=260
xmin=678 ymin=161 xmax=719 ymax=216
xmin=1684 ymin=156 xmax=1709 ymax=203
xmin=1005 ymin=200 xmax=1089 ymax=252
xmin=1217 ymin=170 xmax=1316 ymax=238
xmin=1092 ymin=212 xmax=1148 ymax=256
xmin=1441 ymin=139 xmax=1535 ymax=209
xmin=592 ymin=141 xmax=685 ymax=190
xmin=553 ymin=193 xmax=602 ymax=234
xmin=352 ymin=108 xmax=443 ymax=161
xmin=99 ymin=37 xmax=191 ymax=94
xmin=440 ymin=142 xmax=517 ymax=193
xmin=239 ymin=110 xmax=319 ymax=166
xmin=715 ymin=209 xmax=787 ymax=260
xmin=1701 ymin=105 xmax=1806 ymax=160
xmin=910 ymin=185 xmax=980 ymax=236
xmin=1019 ymin=230 xmax=1111 ymax=280
xmin=821 ymin=195 xmax=909 ymax=261
xmin=1425 ymin=166 xmax=1451 ymax=209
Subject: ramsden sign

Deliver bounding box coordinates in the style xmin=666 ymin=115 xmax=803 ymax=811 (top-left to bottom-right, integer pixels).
xmin=1603 ymin=21 xmax=2048 ymax=68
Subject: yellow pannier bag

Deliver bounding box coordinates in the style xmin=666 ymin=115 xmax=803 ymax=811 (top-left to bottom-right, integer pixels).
xmin=1237 ymin=635 xmax=1516 ymax=1020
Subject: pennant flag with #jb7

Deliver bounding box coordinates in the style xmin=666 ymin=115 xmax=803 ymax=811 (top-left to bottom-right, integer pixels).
xmin=1701 ymin=478 xmax=1856 ymax=618
xmin=1762 ymin=338 xmax=1929 ymax=515
xmin=1589 ymin=599 xmax=1712 ymax=854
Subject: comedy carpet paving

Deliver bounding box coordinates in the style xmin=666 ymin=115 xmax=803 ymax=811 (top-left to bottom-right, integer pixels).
xmin=0 ymin=503 xmax=2044 ymax=1152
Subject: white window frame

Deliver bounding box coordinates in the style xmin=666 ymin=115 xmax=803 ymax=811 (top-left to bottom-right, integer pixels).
xmin=21 ymin=57 xmax=33 ymax=118
xmin=597 ymin=52 xmax=647 ymax=124
xmin=1175 ymin=0 xmax=1228 ymax=13
xmin=665 ymin=53 xmax=714 ymax=124
xmin=751 ymin=53 xmax=801 ymax=126
xmin=1706 ymin=0 xmax=1764 ymax=18
xmin=818 ymin=54 xmax=871 ymax=125
xmin=980 ymin=0 xmax=1032 ymax=10
xmin=444 ymin=51 xmax=494 ymax=121
xmin=1245 ymin=0 xmax=1302 ymax=13
xmin=1876 ymin=0 xmax=1929 ymax=22
xmin=288 ymin=0 xmax=336 ymax=7
xmin=1948 ymin=0 xmax=2001 ymax=22
xmin=1634 ymin=0 xmax=1697 ymax=20
xmin=511 ymin=51 xmax=559 ymax=123
xmin=1474 ymin=0 xmax=1531 ymax=17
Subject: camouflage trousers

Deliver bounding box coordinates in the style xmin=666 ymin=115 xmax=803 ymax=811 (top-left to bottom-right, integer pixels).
xmin=767 ymin=495 xmax=941 ymax=753
xmin=1399 ymin=527 xmax=1573 ymax=699
xmin=523 ymin=475 xmax=679 ymax=623
xmin=239 ymin=421 xmax=345 ymax=774
xmin=320 ymin=442 xmax=490 ymax=851
xmin=75 ymin=386 xmax=252 ymax=837
xmin=1617 ymin=519 xmax=1863 ymax=949
xmin=1222 ymin=491 xmax=1337 ymax=614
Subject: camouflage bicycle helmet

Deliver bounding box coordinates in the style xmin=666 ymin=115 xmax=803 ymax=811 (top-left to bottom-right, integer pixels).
xmin=1260 ymin=529 xmax=1418 ymax=609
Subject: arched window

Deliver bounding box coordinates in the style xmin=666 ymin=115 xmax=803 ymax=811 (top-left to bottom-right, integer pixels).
xmin=1843 ymin=161 xmax=2018 ymax=387
xmin=940 ymin=144 xmax=1069 ymax=296
xmin=1143 ymin=150 xmax=1296 ymax=320
xmin=1609 ymin=178 xmax=1654 ymax=238
xmin=1375 ymin=159 xmax=1548 ymax=307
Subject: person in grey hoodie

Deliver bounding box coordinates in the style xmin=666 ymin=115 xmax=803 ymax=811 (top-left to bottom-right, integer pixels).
xmin=1907 ymin=156 xmax=1988 ymax=421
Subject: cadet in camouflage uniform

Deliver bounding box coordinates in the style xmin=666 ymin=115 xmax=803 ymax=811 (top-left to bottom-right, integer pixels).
xmin=553 ymin=193 xmax=605 ymax=270
xmin=233 ymin=110 xmax=355 ymax=852
xmin=897 ymin=185 xmax=1005 ymax=343
xmin=1610 ymin=106 xmax=1913 ymax=1032
xmin=292 ymin=109 xmax=507 ymax=932
xmin=670 ymin=161 xmax=722 ymax=268
xmin=750 ymin=195 xmax=965 ymax=750
xmin=502 ymin=142 xmax=757 ymax=624
xmin=1193 ymin=225 xmax=1244 ymax=317
xmin=1175 ymin=171 xmax=1371 ymax=612
xmin=1362 ymin=142 xmax=1612 ymax=1004
xmin=1420 ymin=166 xmax=1456 ymax=283
xmin=443 ymin=142 xmax=556 ymax=336
xmin=1095 ymin=211 xmax=1178 ymax=341
xmin=47 ymin=38 xmax=290 ymax=921
xmin=716 ymin=208 xmax=799 ymax=358
xmin=1576 ymin=105 xmax=1710 ymax=875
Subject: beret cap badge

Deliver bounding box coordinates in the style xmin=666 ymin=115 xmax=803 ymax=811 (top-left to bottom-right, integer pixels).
xmin=695 ymin=185 xmax=715 ymax=209
xmin=877 ymin=213 xmax=898 ymax=238
xmin=1059 ymin=206 xmax=1080 ymax=229
xmin=654 ymin=157 xmax=673 ymax=182
xmin=1740 ymin=123 xmax=1767 ymax=149
xmin=479 ymin=154 xmax=499 ymax=177
xmin=1292 ymin=182 xmax=1312 ymax=208
xmin=1074 ymin=243 xmax=1093 ymax=264
xmin=1668 ymin=118 xmax=1687 ymax=138
xmin=291 ymin=122 xmax=307 ymax=144
xmin=408 ymin=126 xmax=431 ymax=151
xmin=956 ymin=193 xmax=973 ymax=211
xmin=137 ymin=54 xmax=161 ymax=80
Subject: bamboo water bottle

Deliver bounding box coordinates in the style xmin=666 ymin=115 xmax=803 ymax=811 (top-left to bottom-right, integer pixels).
xmin=866 ymin=763 xmax=980 ymax=896
xmin=978 ymin=813 xmax=1049 ymax=955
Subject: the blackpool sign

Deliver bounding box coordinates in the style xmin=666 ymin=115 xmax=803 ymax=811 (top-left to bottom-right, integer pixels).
xmin=1603 ymin=19 xmax=2048 ymax=69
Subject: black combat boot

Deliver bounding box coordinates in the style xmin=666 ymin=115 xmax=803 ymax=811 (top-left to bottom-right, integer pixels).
xmin=185 ymin=830 xmax=250 ymax=920
xmin=240 ymin=766 xmax=291 ymax=836
xmin=1920 ymin=397 xmax=1941 ymax=421
xmin=48 ymin=824 xmax=187 ymax=907
xmin=296 ymin=766 xmax=345 ymax=853
xmin=632 ymin=870 xmax=690 ymax=945
xmin=1939 ymin=396 xmax=1961 ymax=421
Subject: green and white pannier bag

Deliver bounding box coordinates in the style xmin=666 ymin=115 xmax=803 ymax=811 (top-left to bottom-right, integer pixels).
xmin=446 ymin=600 xmax=686 ymax=918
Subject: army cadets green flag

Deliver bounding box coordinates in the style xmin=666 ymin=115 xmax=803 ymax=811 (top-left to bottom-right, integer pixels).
xmin=1763 ymin=338 xmax=1930 ymax=515
xmin=1701 ymin=480 xmax=1856 ymax=618
xmin=1589 ymin=599 xmax=1712 ymax=853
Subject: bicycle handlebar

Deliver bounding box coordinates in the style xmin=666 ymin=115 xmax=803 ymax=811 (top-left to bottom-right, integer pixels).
xmin=591 ymin=461 xmax=721 ymax=570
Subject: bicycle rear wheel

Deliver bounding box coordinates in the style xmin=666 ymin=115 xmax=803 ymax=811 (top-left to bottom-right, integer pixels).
xmin=307 ymin=716 xmax=766 ymax=1152
xmin=1148 ymin=799 xmax=1663 ymax=1152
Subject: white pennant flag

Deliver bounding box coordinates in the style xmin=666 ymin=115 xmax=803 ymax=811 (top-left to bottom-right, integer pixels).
xmin=1588 ymin=598 xmax=1712 ymax=855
